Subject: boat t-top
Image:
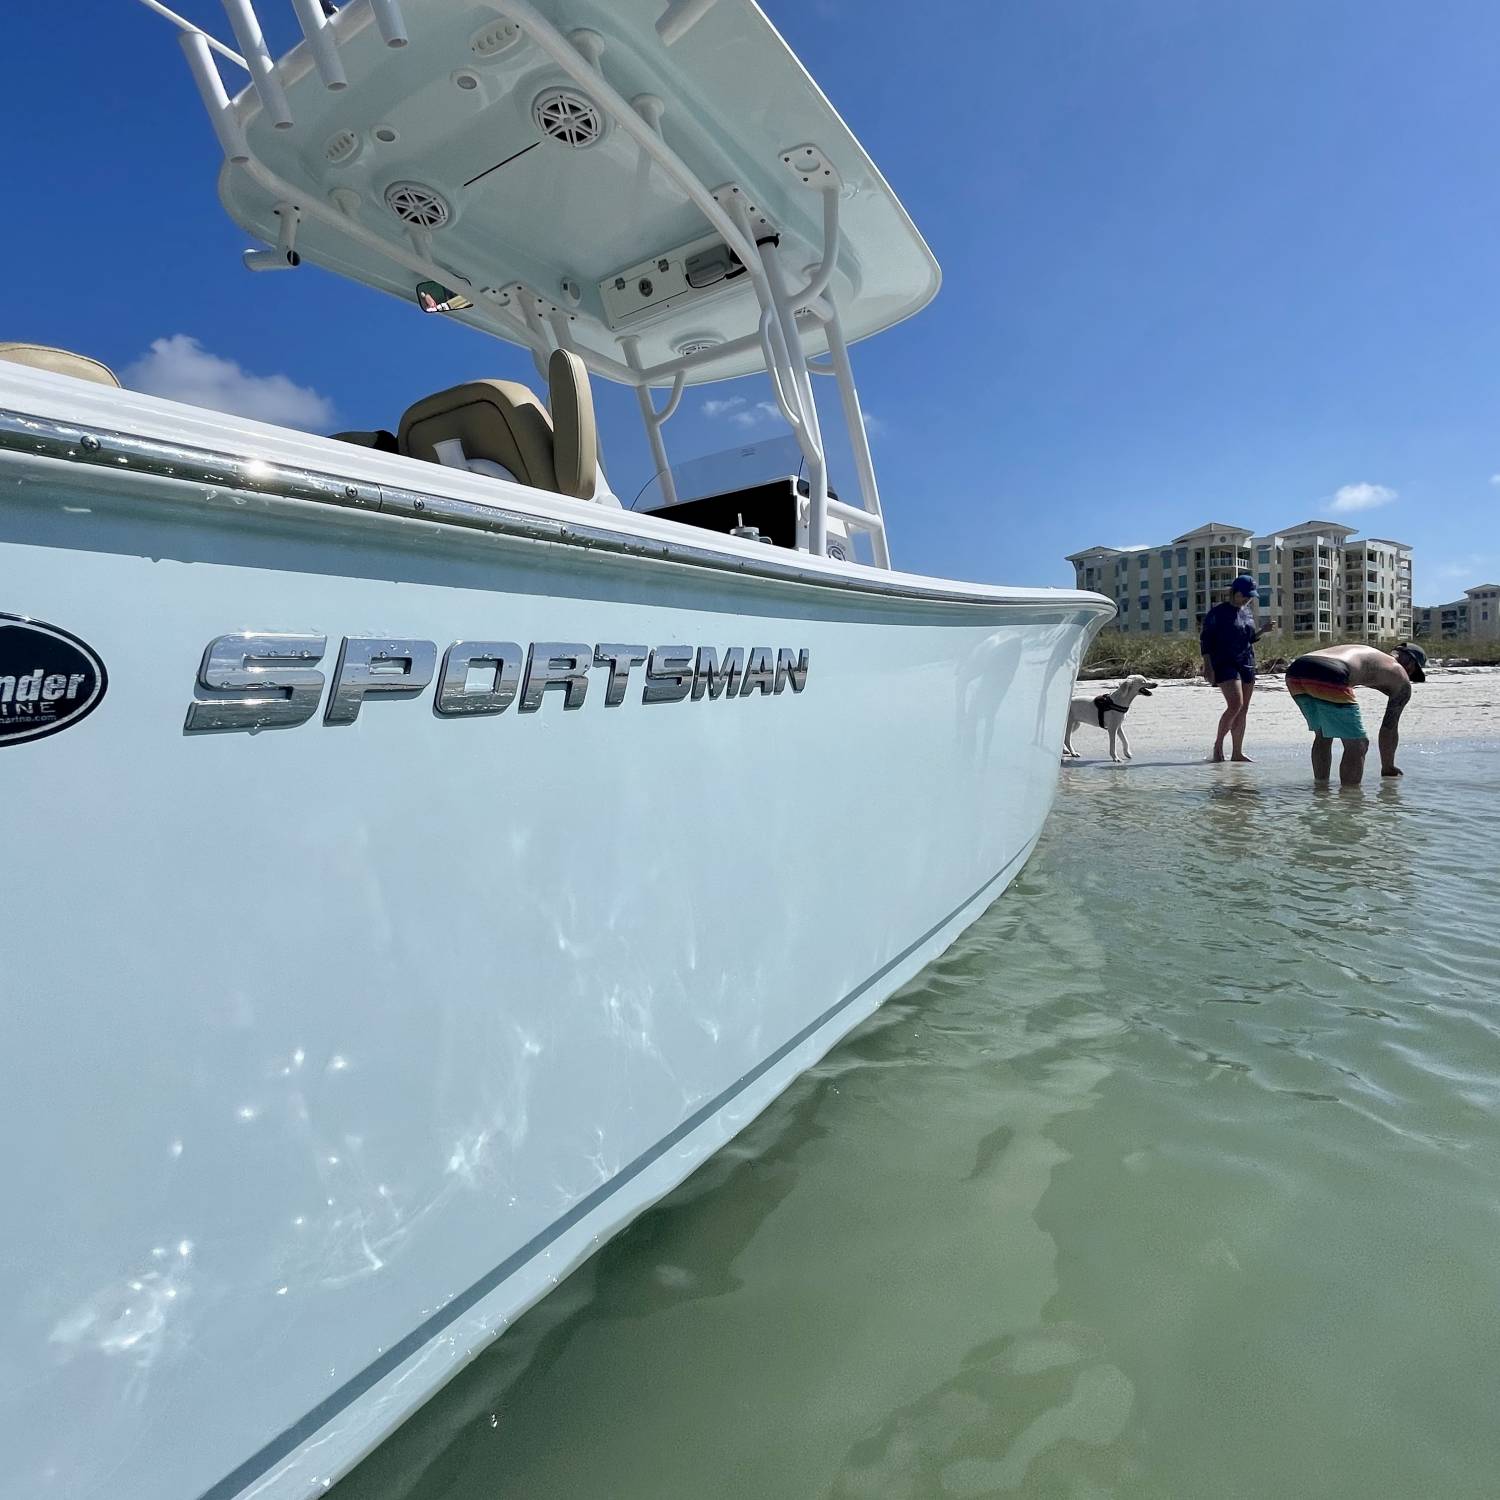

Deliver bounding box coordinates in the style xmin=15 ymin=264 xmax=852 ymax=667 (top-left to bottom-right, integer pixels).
xmin=0 ymin=3 xmax=1111 ymax=1497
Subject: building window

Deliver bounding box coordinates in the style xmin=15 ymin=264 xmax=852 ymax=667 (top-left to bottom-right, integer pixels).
xmin=1163 ymin=619 xmax=1173 ymax=633
xmin=1257 ymin=546 xmax=1270 ymax=563
xmin=1258 ymin=571 xmax=1270 ymax=585
xmin=1259 ymin=589 xmax=1271 ymax=607
xmin=1177 ymin=548 xmax=1188 ymax=567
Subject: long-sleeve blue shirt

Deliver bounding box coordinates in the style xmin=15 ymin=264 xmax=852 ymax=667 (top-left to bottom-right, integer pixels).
xmin=1199 ymin=602 xmax=1261 ymax=670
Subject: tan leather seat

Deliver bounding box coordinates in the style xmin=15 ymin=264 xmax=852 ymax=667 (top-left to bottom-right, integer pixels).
xmin=0 ymin=343 xmax=120 ymax=388
xmin=397 ymin=349 xmax=601 ymax=501
xmin=547 ymin=350 xmax=598 ymax=501
xmin=400 ymin=378 xmax=558 ymax=491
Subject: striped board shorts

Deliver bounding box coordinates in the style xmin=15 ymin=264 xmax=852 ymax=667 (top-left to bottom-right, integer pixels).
xmin=1285 ymin=655 xmax=1368 ymax=740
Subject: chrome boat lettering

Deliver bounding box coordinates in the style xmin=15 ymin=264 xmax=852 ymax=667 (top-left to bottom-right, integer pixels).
xmin=521 ymin=643 xmax=593 ymax=712
xmin=435 ymin=642 xmax=524 ymax=717
xmin=692 ymin=646 xmax=743 ymax=701
xmin=324 ymin=638 xmax=438 ymax=726
xmin=185 ymin=636 xmax=810 ymax=732
xmin=183 ymin=631 xmax=326 ymax=733
xmin=643 ymin=645 xmax=696 ymax=705
xmin=740 ymin=646 xmax=776 ymax=697
xmin=776 ymin=648 xmax=811 ymax=694
xmin=593 ymin=644 xmax=650 ymax=707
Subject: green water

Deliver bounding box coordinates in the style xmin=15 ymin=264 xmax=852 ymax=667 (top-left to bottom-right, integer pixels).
xmin=339 ymin=743 xmax=1500 ymax=1500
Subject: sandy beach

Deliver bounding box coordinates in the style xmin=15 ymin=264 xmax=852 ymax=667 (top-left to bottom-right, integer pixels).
xmin=1071 ymin=665 xmax=1500 ymax=760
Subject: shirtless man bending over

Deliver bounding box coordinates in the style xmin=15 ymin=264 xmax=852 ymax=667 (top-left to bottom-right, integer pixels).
xmin=1284 ymin=642 xmax=1426 ymax=785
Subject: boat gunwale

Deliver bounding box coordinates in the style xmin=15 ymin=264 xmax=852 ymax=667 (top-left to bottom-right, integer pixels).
xmin=0 ymin=403 xmax=1114 ymax=618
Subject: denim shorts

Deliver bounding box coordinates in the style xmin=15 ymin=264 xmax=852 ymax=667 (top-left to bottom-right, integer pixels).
xmin=1213 ymin=662 xmax=1255 ymax=686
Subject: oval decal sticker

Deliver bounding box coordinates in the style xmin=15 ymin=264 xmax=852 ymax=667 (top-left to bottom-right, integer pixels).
xmin=0 ymin=614 xmax=107 ymax=746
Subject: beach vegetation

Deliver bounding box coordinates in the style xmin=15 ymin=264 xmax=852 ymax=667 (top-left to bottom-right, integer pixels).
xmin=1083 ymin=632 xmax=1500 ymax=678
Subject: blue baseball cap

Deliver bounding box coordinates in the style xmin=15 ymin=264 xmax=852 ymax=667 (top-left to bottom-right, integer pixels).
xmin=1230 ymin=575 xmax=1257 ymax=597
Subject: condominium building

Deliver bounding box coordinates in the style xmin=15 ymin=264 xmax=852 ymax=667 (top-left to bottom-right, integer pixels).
xmin=1067 ymin=521 xmax=1413 ymax=640
xmin=1413 ymin=584 xmax=1500 ymax=642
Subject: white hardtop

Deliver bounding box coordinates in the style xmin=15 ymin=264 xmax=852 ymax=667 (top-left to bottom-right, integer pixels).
xmin=192 ymin=0 xmax=939 ymax=386
xmin=148 ymin=0 xmax=944 ymax=565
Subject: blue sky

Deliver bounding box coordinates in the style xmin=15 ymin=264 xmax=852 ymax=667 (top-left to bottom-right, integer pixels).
xmin=7 ymin=0 xmax=1498 ymax=600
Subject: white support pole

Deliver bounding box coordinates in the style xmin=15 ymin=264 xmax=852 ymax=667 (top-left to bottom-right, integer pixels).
xmin=220 ymin=0 xmax=293 ymax=129
xmin=623 ymin=337 xmax=681 ymax=506
xmin=824 ymin=305 xmax=890 ymax=568
xmin=369 ymin=0 xmax=410 ymax=47
xmin=547 ymin=310 xmax=576 ymax=352
xmin=491 ymin=0 xmax=759 ymax=270
xmin=634 ymin=388 xmax=676 ymax=505
xmin=758 ymin=240 xmax=828 ymax=558
xmin=656 ymin=0 xmax=720 ymax=45
xmin=289 ymin=0 xmax=347 ymax=89
xmin=828 ymin=498 xmax=885 ymax=532
xmin=721 ymin=192 xmax=804 ymax=435
xmin=179 ymin=30 xmax=250 ymax=163
xmin=138 ymin=0 xmax=246 ymax=68
xmin=793 ymin=187 xmax=842 ymax=307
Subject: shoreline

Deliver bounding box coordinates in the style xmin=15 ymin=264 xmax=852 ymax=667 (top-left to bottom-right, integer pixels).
xmin=1070 ymin=664 xmax=1500 ymax=756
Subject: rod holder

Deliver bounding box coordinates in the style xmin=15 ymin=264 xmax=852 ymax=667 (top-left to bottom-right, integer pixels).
xmin=369 ymin=0 xmax=409 ymax=47
xmin=289 ymin=0 xmax=347 ymax=89
xmin=220 ymin=0 xmax=293 ymax=128
xmin=179 ymin=30 xmax=250 ymax=163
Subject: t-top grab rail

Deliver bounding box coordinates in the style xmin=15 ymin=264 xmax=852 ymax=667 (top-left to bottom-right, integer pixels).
xmin=137 ymin=0 xmax=892 ymax=569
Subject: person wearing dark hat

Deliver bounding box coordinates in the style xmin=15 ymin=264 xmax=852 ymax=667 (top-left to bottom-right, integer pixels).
xmin=1199 ymin=575 xmax=1263 ymax=762
xmin=1284 ymin=642 xmax=1426 ymax=785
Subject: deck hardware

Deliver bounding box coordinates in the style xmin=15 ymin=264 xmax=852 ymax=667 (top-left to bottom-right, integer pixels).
xmin=244 ymin=201 xmax=301 ymax=270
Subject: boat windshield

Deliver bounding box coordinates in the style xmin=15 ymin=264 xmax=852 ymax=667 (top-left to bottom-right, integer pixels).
xmin=631 ymin=435 xmax=806 ymax=511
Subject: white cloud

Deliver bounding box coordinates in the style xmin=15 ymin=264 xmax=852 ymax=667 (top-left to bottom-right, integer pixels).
xmin=1489 ymin=474 xmax=1500 ymax=487
xmin=123 ymin=335 xmax=337 ymax=430
xmin=1329 ymin=481 xmax=1397 ymax=513
xmin=861 ymin=409 xmax=886 ymax=438
xmin=730 ymin=401 xmax=781 ymax=429
xmin=703 ymin=395 xmax=785 ymax=429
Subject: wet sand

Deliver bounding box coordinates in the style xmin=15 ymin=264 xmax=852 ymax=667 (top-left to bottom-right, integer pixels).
xmin=1071 ymin=665 xmax=1500 ymax=761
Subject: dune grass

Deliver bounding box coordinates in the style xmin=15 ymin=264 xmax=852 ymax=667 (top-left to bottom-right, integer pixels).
xmin=1082 ymin=632 xmax=1500 ymax=679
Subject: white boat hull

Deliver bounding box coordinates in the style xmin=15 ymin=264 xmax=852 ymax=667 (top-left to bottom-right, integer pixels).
xmin=0 ymin=380 xmax=1108 ymax=1500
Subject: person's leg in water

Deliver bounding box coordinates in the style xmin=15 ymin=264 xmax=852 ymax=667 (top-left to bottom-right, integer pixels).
xmin=1212 ymin=679 xmax=1244 ymax=762
xmin=1229 ymin=676 xmax=1255 ymax=762
xmin=1311 ymin=730 xmax=1333 ymax=782
xmin=1339 ymin=737 xmax=1369 ymax=787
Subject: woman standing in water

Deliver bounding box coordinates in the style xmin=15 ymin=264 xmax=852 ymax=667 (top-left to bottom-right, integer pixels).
xmin=1199 ymin=575 xmax=1262 ymax=762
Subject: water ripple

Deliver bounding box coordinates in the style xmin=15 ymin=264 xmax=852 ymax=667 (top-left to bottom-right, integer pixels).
xmin=337 ymin=747 xmax=1500 ymax=1500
